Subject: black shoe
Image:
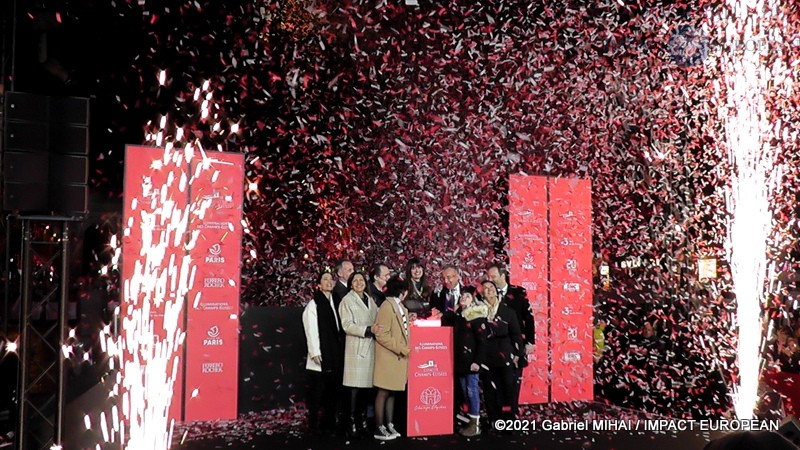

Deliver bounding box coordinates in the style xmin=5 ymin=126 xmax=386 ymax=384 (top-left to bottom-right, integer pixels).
xmin=357 ymin=419 xmax=370 ymax=437
xmin=346 ymin=418 xmax=359 ymax=439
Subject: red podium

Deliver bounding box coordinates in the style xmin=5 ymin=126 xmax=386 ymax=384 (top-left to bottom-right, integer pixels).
xmin=407 ymin=321 xmax=454 ymax=437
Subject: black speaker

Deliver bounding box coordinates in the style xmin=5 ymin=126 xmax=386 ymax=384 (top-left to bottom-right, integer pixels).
xmin=1 ymin=92 xmax=90 ymax=213
xmin=4 ymin=92 xmax=48 ymax=122
xmin=3 ymin=120 xmax=49 ymax=153
xmin=3 ymin=151 xmax=49 ymax=183
xmin=3 ymin=182 xmax=49 ymax=211
xmin=50 ymin=154 xmax=87 ymax=185
xmin=49 ymin=96 xmax=89 ymax=126
xmin=51 ymin=124 xmax=89 ymax=155
xmin=49 ymin=184 xmax=87 ymax=214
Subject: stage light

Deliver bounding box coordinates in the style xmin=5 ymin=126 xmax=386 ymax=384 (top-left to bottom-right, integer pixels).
xmin=5 ymin=341 xmax=17 ymax=353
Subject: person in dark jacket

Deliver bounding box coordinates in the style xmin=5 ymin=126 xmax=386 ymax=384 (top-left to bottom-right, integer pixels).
xmin=487 ymin=263 xmax=534 ymax=407
xmin=367 ymin=263 xmax=390 ymax=307
xmin=453 ymin=287 xmax=488 ymax=437
xmin=480 ymin=280 xmax=523 ymax=424
xmin=333 ymin=258 xmax=354 ymax=302
xmin=302 ymin=271 xmax=346 ymax=434
xmin=402 ymin=257 xmax=433 ymax=318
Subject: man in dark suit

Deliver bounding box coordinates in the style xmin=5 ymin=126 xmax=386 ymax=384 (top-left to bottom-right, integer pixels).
xmin=430 ymin=264 xmax=465 ymax=424
xmin=486 ymin=263 xmax=534 ymax=409
xmin=430 ymin=264 xmax=462 ymax=326
xmin=367 ymin=263 xmax=390 ymax=307
xmin=332 ymin=258 xmax=354 ymax=303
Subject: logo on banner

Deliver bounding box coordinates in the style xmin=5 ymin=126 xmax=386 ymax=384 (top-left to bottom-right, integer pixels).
xmin=522 ymin=254 xmax=536 ymax=271
xmin=563 ymin=282 xmax=581 ymax=292
xmin=521 ymin=282 xmax=539 ymax=292
xmin=516 ymin=233 xmax=545 ymax=241
xmin=201 ymin=362 xmax=224 ymax=373
xmin=561 ymin=352 xmax=582 ymax=363
xmin=204 ymin=277 xmax=226 ymax=288
xmin=417 ymin=360 xmax=437 ymax=370
xmin=567 ymin=326 xmax=579 ymax=341
xmin=414 ymin=358 xmax=447 ymax=378
xmin=202 ymin=190 xmax=235 ymax=209
xmin=566 ymin=259 xmax=577 ymax=272
xmin=206 ymin=243 xmax=226 ymax=264
xmin=419 ymin=387 xmax=442 ymax=406
xmin=517 ymin=209 xmax=534 ymax=217
xmin=560 ymin=237 xmax=584 ymax=248
xmin=198 ymin=221 xmax=232 ymax=230
xmin=204 ymin=326 xmax=224 ymax=346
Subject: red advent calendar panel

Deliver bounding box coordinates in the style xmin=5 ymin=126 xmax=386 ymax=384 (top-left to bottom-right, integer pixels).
xmin=548 ymin=177 xmax=593 ymax=402
xmin=509 ymin=175 xmax=593 ymax=404
xmin=509 ymin=175 xmax=550 ymax=404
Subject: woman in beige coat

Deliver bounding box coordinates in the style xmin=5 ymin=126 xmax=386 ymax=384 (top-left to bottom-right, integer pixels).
xmin=372 ymin=276 xmax=411 ymax=440
xmin=339 ymin=271 xmax=379 ymax=437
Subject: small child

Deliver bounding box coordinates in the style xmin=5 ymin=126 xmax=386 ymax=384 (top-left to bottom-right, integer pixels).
xmin=453 ymin=287 xmax=488 ymax=437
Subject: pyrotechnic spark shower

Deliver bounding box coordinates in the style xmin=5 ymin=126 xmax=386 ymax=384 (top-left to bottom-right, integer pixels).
xmin=90 ymin=75 xmax=237 ymax=449
xmin=719 ymin=0 xmax=789 ymax=418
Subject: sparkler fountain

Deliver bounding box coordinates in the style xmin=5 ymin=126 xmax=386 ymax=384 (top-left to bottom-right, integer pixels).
xmin=718 ymin=0 xmax=791 ymax=419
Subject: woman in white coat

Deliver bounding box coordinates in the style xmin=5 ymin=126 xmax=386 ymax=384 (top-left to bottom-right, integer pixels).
xmin=339 ymin=271 xmax=379 ymax=437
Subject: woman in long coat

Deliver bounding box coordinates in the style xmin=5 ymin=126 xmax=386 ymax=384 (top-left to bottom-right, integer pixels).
xmin=372 ymin=276 xmax=410 ymax=440
xmin=339 ymin=271 xmax=379 ymax=437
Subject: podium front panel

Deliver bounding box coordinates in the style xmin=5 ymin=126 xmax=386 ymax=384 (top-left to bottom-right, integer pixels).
xmin=407 ymin=326 xmax=453 ymax=437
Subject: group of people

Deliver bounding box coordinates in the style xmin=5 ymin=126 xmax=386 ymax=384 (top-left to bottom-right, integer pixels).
xmin=301 ymin=258 xmax=535 ymax=440
xmin=766 ymin=321 xmax=800 ymax=373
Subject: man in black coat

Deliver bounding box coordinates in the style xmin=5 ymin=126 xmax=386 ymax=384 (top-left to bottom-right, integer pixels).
xmin=486 ymin=263 xmax=534 ymax=408
xmin=430 ymin=264 xmax=463 ymax=326
xmin=367 ymin=263 xmax=390 ymax=307
xmin=332 ymin=258 xmax=354 ymax=303
xmin=302 ymin=271 xmax=346 ymax=434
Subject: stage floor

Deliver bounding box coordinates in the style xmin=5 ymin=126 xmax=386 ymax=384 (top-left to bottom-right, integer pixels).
xmin=172 ymin=402 xmax=717 ymax=450
xmin=175 ymin=427 xmax=712 ymax=450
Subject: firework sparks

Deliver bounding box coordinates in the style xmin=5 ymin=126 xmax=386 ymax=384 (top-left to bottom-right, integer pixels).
xmin=91 ymin=74 xmax=234 ymax=449
xmin=719 ymin=0 xmax=790 ymax=419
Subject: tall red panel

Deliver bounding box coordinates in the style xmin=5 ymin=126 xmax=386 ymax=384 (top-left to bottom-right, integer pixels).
xmin=508 ymin=175 xmax=549 ymax=404
xmin=508 ymin=175 xmax=593 ymax=404
xmin=122 ymin=146 xmax=243 ymax=424
xmin=184 ymin=152 xmax=244 ymax=421
xmin=548 ymin=177 xmax=593 ymax=402
xmin=121 ymin=145 xmax=189 ymax=422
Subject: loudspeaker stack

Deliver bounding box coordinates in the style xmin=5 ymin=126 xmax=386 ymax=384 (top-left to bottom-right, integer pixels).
xmin=2 ymin=91 xmax=89 ymax=214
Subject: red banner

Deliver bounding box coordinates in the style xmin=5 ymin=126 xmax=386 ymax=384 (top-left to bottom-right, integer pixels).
xmin=508 ymin=175 xmax=549 ymax=404
xmin=508 ymin=175 xmax=593 ymax=404
xmin=407 ymin=325 xmax=453 ymax=437
xmin=184 ymin=152 xmax=244 ymax=421
xmin=121 ymin=146 xmax=189 ymax=421
xmin=122 ymin=146 xmax=242 ymax=423
xmin=548 ymin=177 xmax=593 ymax=402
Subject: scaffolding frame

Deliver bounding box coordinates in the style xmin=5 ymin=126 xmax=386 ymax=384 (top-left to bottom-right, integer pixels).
xmin=5 ymin=215 xmax=82 ymax=450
